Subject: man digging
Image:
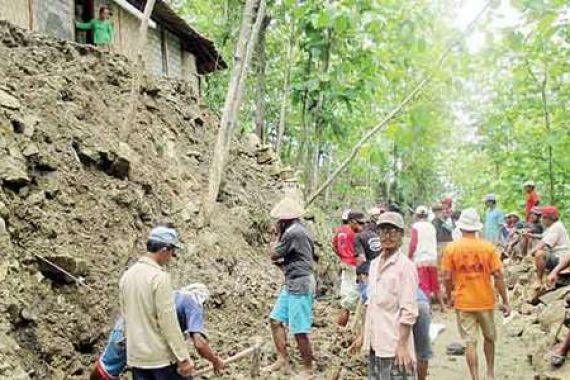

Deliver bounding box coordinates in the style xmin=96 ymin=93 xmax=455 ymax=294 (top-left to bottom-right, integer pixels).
xmin=264 ymin=197 xmax=316 ymax=380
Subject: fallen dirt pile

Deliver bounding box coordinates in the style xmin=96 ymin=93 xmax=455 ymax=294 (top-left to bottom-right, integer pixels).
xmin=0 ymin=21 xmax=358 ymax=380
xmin=503 ymin=258 xmax=570 ymax=380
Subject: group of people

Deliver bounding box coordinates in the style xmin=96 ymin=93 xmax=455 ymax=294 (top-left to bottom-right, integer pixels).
xmin=88 ymin=180 xmax=568 ymax=380
xmin=328 ymin=203 xmax=509 ymax=380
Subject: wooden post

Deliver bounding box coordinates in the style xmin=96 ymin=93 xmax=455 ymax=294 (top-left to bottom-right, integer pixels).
xmin=250 ymin=344 xmax=261 ymax=377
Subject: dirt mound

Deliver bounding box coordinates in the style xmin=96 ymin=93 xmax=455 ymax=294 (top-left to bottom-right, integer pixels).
xmin=0 ymin=20 xmax=304 ymax=379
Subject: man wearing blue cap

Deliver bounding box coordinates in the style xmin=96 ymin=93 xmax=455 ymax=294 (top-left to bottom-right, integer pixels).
xmin=119 ymin=226 xmax=194 ymax=379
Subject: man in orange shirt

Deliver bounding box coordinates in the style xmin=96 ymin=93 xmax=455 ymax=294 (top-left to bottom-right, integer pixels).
xmin=442 ymin=208 xmax=510 ymax=380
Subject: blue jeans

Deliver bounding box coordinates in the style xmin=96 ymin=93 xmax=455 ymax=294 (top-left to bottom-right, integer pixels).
xmin=413 ymin=302 xmax=433 ymax=361
xmin=132 ymin=364 xmax=191 ymax=380
xmin=368 ymin=351 xmax=417 ymax=380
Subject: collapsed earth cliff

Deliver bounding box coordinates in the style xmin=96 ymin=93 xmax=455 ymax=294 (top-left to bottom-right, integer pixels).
xmin=0 ymin=21 xmax=355 ymax=379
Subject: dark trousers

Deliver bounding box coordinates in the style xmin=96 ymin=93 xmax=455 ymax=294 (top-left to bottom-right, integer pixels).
xmin=132 ymin=364 xmax=191 ymax=380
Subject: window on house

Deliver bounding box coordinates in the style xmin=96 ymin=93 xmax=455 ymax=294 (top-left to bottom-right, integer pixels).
xmin=74 ymin=0 xmax=95 ymax=44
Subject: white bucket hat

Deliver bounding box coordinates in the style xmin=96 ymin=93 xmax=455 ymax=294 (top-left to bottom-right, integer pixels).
xmin=456 ymin=208 xmax=483 ymax=231
xmin=179 ymin=283 xmax=210 ymax=305
xmin=523 ymin=180 xmax=535 ymax=188
xmin=341 ymin=209 xmax=351 ymax=221
xmin=415 ymin=206 xmax=429 ymax=216
xmin=270 ymin=197 xmax=305 ymax=220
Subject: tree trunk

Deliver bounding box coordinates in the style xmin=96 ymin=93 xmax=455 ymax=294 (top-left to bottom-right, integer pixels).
xmin=275 ymin=19 xmax=296 ymax=156
xmin=304 ymin=2 xmax=491 ymax=207
xmin=540 ymin=70 xmax=555 ymax=203
xmin=204 ymin=0 xmax=265 ymax=221
xmin=294 ymin=52 xmax=313 ymax=170
xmin=254 ymin=16 xmax=271 ymax=143
xmin=120 ymin=0 xmax=156 ymax=139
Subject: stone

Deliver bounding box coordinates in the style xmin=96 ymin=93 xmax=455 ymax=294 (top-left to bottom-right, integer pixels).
xmin=256 ymin=145 xmax=276 ymax=165
xmin=180 ymin=201 xmax=201 ymax=222
xmin=537 ymin=299 xmax=566 ymax=332
xmin=540 ymin=285 xmax=570 ymax=305
xmin=0 ymin=157 xmax=30 ymax=188
xmin=186 ymin=150 xmax=202 ymax=160
xmin=520 ymin=303 xmax=535 ymax=316
xmin=244 ymin=133 xmax=261 ymax=151
xmin=111 ymin=142 xmax=139 ymax=179
xmin=0 ymin=89 xmax=20 ymax=110
xmin=36 ymin=254 xmax=88 ymax=284
xmin=21 ymin=143 xmax=39 ymax=157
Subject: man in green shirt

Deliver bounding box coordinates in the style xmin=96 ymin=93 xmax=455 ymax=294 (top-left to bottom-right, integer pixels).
xmin=76 ymin=5 xmax=114 ymax=48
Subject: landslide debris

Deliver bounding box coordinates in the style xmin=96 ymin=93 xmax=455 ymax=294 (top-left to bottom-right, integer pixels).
xmin=0 ymin=20 xmax=311 ymax=379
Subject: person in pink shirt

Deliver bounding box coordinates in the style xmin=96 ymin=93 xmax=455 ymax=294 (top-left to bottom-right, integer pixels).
xmin=332 ymin=210 xmax=366 ymax=326
xmin=351 ymin=212 xmax=419 ymax=379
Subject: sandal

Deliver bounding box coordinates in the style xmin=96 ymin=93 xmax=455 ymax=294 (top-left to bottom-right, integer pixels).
xmin=551 ymin=354 xmax=566 ymax=368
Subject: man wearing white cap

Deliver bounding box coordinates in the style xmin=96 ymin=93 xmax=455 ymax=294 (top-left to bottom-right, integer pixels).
xmin=442 ymin=209 xmax=510 ymax=380
xmin=352 ymin=212 xmax=419 ymax=379
xmin=265 ymin=197 xmax=315 ymax=379
xmin=119 ymin=226 xmax=194 ymax=379
xmin=523 ymin=180 xmax=540 ymax=222
xmin=484 ymin=194 xmax=505 ymax=245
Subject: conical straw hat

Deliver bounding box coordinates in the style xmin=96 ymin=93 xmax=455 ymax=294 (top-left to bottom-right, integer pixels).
xmin=270 ymin=197 xmax=306 ymax=220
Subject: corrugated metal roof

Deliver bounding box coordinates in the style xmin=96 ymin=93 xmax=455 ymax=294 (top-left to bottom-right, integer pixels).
xmin=126 ymin=0 xmax=226 ymax=74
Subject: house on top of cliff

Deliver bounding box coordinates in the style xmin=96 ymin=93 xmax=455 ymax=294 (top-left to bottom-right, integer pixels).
xmin=0 ymin=0 xmax=226 ymax=95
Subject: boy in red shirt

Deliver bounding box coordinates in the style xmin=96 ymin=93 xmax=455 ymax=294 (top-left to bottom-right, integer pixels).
xmin=332 ymin=210 xmax=365 ymax=326
xmin=524 ymin=181 xmax=540 ymax=222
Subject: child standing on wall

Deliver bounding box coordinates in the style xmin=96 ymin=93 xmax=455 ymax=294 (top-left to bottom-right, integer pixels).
xmin=76 ymin=5 xmax=114 ymax=50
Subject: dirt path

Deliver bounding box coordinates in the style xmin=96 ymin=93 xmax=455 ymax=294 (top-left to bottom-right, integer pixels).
xmin=429 ymin=310 xmax=535 ymax=379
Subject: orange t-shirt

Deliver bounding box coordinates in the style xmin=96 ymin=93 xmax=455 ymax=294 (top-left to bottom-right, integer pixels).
xmin=442 ymin=236 xmax=502 ymax=311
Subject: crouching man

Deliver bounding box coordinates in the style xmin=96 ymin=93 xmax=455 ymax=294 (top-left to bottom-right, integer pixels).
xmin=90 ymin=283 xmax=225 ymax=379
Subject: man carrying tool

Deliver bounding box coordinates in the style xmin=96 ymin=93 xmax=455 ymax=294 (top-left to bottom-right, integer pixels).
xmin=90 ymin=284 xmax=225 ymax=380
xmin=443 ymin=209 xmax=510 ymax=380
xmin=265 ymin=197 xmax=315 ymax=380
xmin=119 ymin=226 xmax=194 ymax=379
xmin=333 ymin=210 xmax=366 ymax=326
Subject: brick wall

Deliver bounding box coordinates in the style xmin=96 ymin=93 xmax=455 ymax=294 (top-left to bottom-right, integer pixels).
xmin=36 ymin=0 xmax=74 ymax=41
xmin=182 ymin=51 xmax=199 ymax=96
xmin=0 ymin=0 xmax=30 ymax=29
xmin=165 ymin=30 xmax=181 ymax=78
xmin=144 ymin=27 xmax=164 ymax=76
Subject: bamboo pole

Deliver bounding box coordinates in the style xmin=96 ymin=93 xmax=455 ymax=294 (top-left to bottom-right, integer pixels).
xmin=305 ymin=1 xmax=492 ymax=207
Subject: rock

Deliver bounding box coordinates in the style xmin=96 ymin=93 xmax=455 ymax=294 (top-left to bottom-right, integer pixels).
xmin=520 ymin=303 xmax=535 ymax=316
xmin=537 ymin=299 xmax=566 ymax=332
xmin=0 ymin=201 xmax=8 ymax=219
xmin=504 ymin=315 xmax=526 ymax=337
xmin=0 ymin=157 xmax=30 ymax=188
xmin=186 ymin=150 xmax=202 ymax=160
xmin=10 ymin=115 xmax=39 ymax=136
xmin=540 ymin=285 xmax=570 ymax=305
xmin=179 ymin=201 xmax=200 ymax=222
xmin=0 ymin=89 xmax=20 ymax=110
xmin=21 ymin=143 xmax=39 ymax=157
xmin=111 ymin=142 xmax=139 ymax=179
xmin=256 ymin=145 xmax=276 ymax=165
xmin=36 ymin=254 xmax=88 ymax=284
xmin=244 ymin=133 xmax=261 ymax=151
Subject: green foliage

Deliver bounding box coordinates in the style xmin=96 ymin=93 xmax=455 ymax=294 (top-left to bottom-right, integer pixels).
xmin=172 ymin=0 xmax=569 ymax=220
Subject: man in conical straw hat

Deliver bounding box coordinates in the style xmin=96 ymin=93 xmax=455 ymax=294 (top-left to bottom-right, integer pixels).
xmin=264 ymin=197 xmax=316 ymax=380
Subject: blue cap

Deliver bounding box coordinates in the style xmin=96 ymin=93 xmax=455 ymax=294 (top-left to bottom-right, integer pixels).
xmin=148 ymin=226 xmax=182 ymax=249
